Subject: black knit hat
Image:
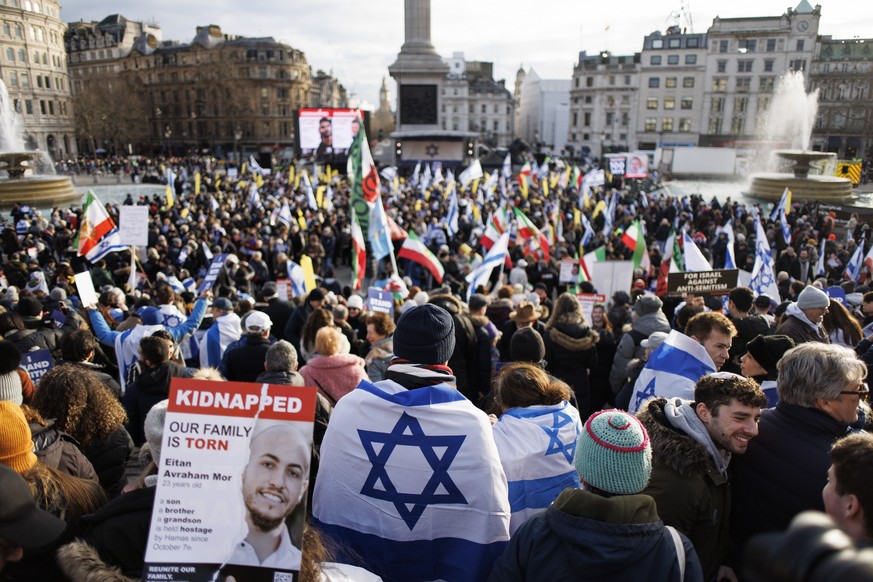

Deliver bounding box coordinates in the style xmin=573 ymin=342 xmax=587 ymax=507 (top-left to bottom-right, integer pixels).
xmin=393 ymin=303 xmax=455 ymax=365
xmin=746 ymin=334 xmax=795 ymax=378
xmin=15 ymin=296 xmax=42 ymax=318
xmin=510 ymin=327 xmax=546 ymax=364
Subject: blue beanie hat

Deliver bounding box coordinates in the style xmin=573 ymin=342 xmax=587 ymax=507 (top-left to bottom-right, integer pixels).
xmin=575 ymin=409 xmax=652 ymax=495
xmin=393 ymin=303 xmax=455 ymax=365
xmin=137 ymin=306 xmax=162 ymax=326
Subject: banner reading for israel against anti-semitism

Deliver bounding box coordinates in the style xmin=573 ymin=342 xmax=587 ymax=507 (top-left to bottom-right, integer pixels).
xmin=142 ymin=378 xmax=317 ymax=582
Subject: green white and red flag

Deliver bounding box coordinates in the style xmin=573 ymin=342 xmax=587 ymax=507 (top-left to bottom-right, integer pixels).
xmin=347 ymin=119 xmax=380 ymax=234
xmin=351 ymin=211 xmax=367 ymax=291
xmin=580 ymin=246 xmax=606 ymax=282
xmin=398 ymin=231 xmax=445 ymax=283
xmin=513 ymin=207 xmax=550 ymax=261
xmin=75 ymin=190 xmax=126 ymax=262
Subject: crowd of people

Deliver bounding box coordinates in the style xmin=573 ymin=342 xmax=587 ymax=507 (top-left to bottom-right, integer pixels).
xmin=0 ymin=154 xmax=872 ymax=581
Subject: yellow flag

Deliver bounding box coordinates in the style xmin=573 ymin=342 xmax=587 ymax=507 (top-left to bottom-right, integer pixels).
xmin=326 ymin=165 xmax=332 ymax=181
xmin=785 ymin=190 xmax=792 ymax=215
xmin=165 ymin=183 xmax=174 ymax=208
xmin=194 ymin=171 xmax=201 ymax=195
xmin=393 ymin=177 xmax=400 ymax=194
xmin=542 ymin=178 xmax=550 ymax=198
xmin=593 ymin=200 xmax=606 ymax=219
xmin=180 ymin=207 xmax=189 ymax=219
xmin=472 ymin=178 xmax=480 ymax=195
xmin=424 ymin=189 xmax=430 ymax=201
xmin=582 ymin=191 xmax=591 ymax=209
xmin=288 ymin=165 xmax=295 ymax=184
xmin=294 ymin=173 xmax=301 ymax=190
xmin=215 ymin=177 xmax=221 ymax=190
xmin=255 ymin=173 xmax=263 ymax=188
xmin=472 ymin=205 xmax=481 ymax=222
xmin=550 ymin=173 xmax=560 ymax=190
xmin=300 ymin=254 xmax=317 ymax=293
xmin=316 ymin=186 xmax=326 ymax=209
xmin=415 ymin=200 xmax=423 ymax=211
xmin=520 ymin=175 xmax=529 ymax=199
xmin=241 ymin=162 xmax=247 ymax=176
xmin=297 ymin=209 xmax=307 ymax=231
xmin=573 ymin=208 xmax=581 ymax=225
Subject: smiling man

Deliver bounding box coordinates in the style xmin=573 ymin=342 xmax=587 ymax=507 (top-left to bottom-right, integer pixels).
xmin=228 ymin=424 xmax=310 ymax=571
xmin=638 ymin=372 xmax=767 ymax=582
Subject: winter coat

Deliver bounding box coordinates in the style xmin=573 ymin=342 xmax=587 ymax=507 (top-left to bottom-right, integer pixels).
xmin=729 ymin=402 xmax=866 ymax=560
xmin=56 ymin=540 xmax=137 ymax=582
xmin=723 ymin=314 xmax=770 ymax=374
xmin=30 ymin=420 xmax=98 ymax=482
xmin=223 ymin=334 xmax=272 ymax=382
xmin=487 ymin=489 xmax=703 ymax=582
xmin=123 ymin=361 xmax=192 ymax=446
xmin=609 ymin=311 xmax=670 ymax=392
xmin=260 ymin=298 xmax=293 ymax=342
xmin=82 ymin=427 xmax=134 ymax=499
xmin=775 ymin=310 xmax=829 ymax=345
xmin=471 ymin=314 xmax=497 ymax=402
xmin=544 ymin=316 xmax=599 ymax=417
xmin=284 ymin=302 xmax=314 ymax=357
xmin=429 ymin=294 xmax=480 ymax=400
xmin=364 ymin=336 xmax=394 ymax=383
xmin=486 ymin=298 xmax=514 ymax=330
xmin=300 ymin=353 xmax=369 ymax=404
xmin=78 ymin=485 xmax=157 ymax=578
xmin=637 ymin=398 xmax=730 ymax=582
xmin=61 ymin=360 xmax=122 ymax=398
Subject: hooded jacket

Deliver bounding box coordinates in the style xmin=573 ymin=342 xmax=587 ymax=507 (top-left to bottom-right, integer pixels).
xmin=300 ymin=353 xmax=369 ymax=404
xmin=30 ymin=420 xmax=99 ymax=482
xmin=775 ymin=304 xmax=829 ymax=345
xmin=637 ymin=397 xmax=730 ymax=582
xmin=123 ymin=361 xmax=192 ymax=446
xmin=544 ymin=314 xmax=599 ymax=416
xmin=487 ymin=489 xmax=703 ymax=582
xmin=609 ymin=310 xmax=670 ymax=392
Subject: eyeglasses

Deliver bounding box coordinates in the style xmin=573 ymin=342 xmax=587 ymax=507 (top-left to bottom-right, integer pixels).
xmin=839 ymin=383 xmax=870 ymax=402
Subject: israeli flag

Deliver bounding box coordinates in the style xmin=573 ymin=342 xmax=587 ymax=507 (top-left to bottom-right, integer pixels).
xmin=313 ymin=379 xmax=510 ymax=582
xmin=628 ymin=330 xmax=716 ymax=414
xmin=779 ymin=208 xmax=792 ymax=245
xmin=845 ymin=237 xmax=865 ymax=281
xmin=199 ymin=312 xmax=241 ymax=369
xmin=277 ymin=201 xmax=293 ymax=227
xmin=446 ymin=186 xmax=460 ymax=238
xmin=286 ymin=260 xmax=306 ymax=297
xmin=750 ymin=216 xmax=780 ymax=302
xmin=502 ymin=153 xmax=512 ymax=179
xmin=369 ymin=195 xmax=393 ymax=261
xmin=723 ymin=220 xmax=737 ymax=269
xmin=601 ymin=192 xmax=617 ymax=237
xmin=466 ymin=232 xmax=510 ymax=300
xmin=492 ymin=401 xmax=582 ymax=534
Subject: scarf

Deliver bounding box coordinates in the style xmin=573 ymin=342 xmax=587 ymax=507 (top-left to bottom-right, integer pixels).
xmin=383 ymin=359 xmax=456 ymax=390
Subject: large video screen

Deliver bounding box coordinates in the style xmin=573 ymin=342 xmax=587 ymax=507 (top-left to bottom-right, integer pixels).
xmin=298 ymin=108 xmax=362 ymax=160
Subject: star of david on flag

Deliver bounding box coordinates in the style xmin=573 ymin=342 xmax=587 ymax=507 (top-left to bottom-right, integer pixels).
xmin=750 ymin=216 xmax=780 ymax=301
xmin=358 ymin=412 xmax=467 ymax=530
xmin=541 ymin=409 xmax=577 ymax=464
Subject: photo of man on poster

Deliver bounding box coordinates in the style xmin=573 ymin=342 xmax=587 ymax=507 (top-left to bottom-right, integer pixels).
xmin=315 ymin=117 xmax=333 ymax=160
xmin=226 ymin=423 xmax=310 ymax=571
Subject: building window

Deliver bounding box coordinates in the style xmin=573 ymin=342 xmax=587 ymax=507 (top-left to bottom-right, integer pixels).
xmin=39 ymin=100 xmax=46 ymax=115
xmin=606 ymin=111 xmax=614 ymax=125
xmin=662 ymin=117 xmax=674 ymax=131
xmin=766 ymin=38 xmax=777 ymax=52
xmin=735 ymin=97 xmax=749 ymax=113
xmin=687 ymin=37 xmax=699 ymax=48
xmin=679 ymin=118 xmax=692 ymax=132
xmin=737 ymin=60 xmax=753 ymax=73
xmin=719 ymin=40 xmax=729 ymax=53
xmin=2 ymin=23 xmax=8 ymax=36
xmin=764 ymin=59 xmax=774 ymax=72
xmin=731 ymin=117 xmax=745 ymax=135
xmin=586 ymin=77 xmax=593 ymax=87
xmin=645 ymin=117 xmax=657 ymax=131
xmin=712 ymin=77 xmax=727 ymax=92
xmin=648 ymin=77 xmax=660 ymax=88
xmin=5 ymin=48 xmax=12 ymax=61
xmin=711 ymin=96 xmax=725 ymax=113
xmin=624 ymin=75 xmax=631 ymax=85
xmin=609 ymin=75 xmax=615 ymax=85
xmin=796 ymin=39 xmax=805 ymax=52
xmin=8 ymin=71 xmax=16 ymax=87
xmin=574 ymin=77 xmax=579 ymax=88
xmin=621 ymin=111 xmax=629 ymax=126
xmin=664 ymin=97 xmax=675 ymax=110
xmin=667 ymin=55 xmax=679 ymax=65
xmin=759 ymin=77 xmax=775 ymax=93
xmin=14 ymin=24 xmax=22 ymax=38
xmin=738 ymin=39 xmax=757 ymax=53
xmin=573 ymin=112 xmax=579 ymax=126
xmin=36 ymin=76 xmax=42 ymax=88
xmin=25 ymin=99 xmax=32 ymax=114
xmin=683 ymin=77 xmax=695 ymax=88
xmin=584 ymin=112 xmax=591 ymax=126
xmin=668 ymin=38 xmax=680 ymax=48
xmin=21 ymin=74 xmax=28 ymax=88
xmin=758 ymin=97 xmax=770 ymax=112
xmin=708 ymin=117 xmax=723 ymax=134
xmin=652 ymin=39 xmax=663 ymax=49
xmin=685 ymin=54 xmax=697 ymax=65
xmin=647 ymin=98 xmax=658 ymax=109
xmin=681 ymin=97 xmax=693 ymax=110
xmin=665 ymin=77 xmax=677 ymax=88
xmin=717 ymin=60 xmax=727 ymax=73
xmin=585 ymin=96 xmax=592 ymax=103
xmin=790 ymin=59 xmax=807 ymax=71
xmin=736 ymin=77 xmax=751 ymax=92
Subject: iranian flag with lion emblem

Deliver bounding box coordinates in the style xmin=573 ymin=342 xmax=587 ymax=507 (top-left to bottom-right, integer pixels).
xmin=347 ymin=118 xmax=380 ymax=236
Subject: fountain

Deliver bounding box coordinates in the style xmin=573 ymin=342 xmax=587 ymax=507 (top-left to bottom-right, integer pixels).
xmin=748 ymin=71 xmax=853 ymax=201
xmin=0 ymin=81 xmax=79 ymax=210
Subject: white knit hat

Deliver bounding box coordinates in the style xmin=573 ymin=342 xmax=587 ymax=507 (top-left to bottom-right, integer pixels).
xmin=0 ymin=371 xmax=23 ymax=405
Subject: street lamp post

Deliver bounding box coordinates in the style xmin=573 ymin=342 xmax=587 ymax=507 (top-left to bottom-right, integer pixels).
xmin=234 ymin=127 xmax=242 ymax=163
xmin=164 ymin=126 xmax=172 ymax=156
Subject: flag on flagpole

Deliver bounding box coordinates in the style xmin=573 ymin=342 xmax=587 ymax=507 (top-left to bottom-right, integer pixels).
xmin=458 ymin=159 xmax=483 ymax=189
xmin=779 ymin=208 xmax=792 ymax=245
xmin=656 ymin=232 xmax=676 ymax=297
xmin=286 ymin=260 xmax=307 ymax=297
xmin=580 ymin=213 xmax=595 ymax=249
xmin=518 ymin=162 xmax=531 ymax=198
xmin=201 ymin=241 xmax=213 ymax=262
xmin=845 ymin=236 xmax=865 ymax=281
xmin=817 ymin=238 xmax=827 ymax=277
xmin=194 ymin=171 xmax=201 ymax=195
xmin=347 ymin=122 xmax=380 ymax=233
xmin=165 ymin=167 xmax=175 ymax=208
xmin=277 ymin=201 xmax=292 ymax=226
xmin=209 ymin=195 xmax=220 ymax=212
xmin=513 ymin=207 xmax=550 ymax=261
xmin=385 ymin=213 xmax=408 ymax=241
xmin=466 ymin=232 xmax=510 ymax=299
xmin=600 ymin=192 xmax=617 ymax=237
xmin=369 ymin=195 xmax=393 ymax=261
xmin=750 ymin=216 xmax=780 ymax=301
xmin=445 ymin=188 xmax=460 ymax=238
xmin=502 ymin=154 xmax=512 ymax=179
xmin=399 ymin=231 xmax=445 ymax=283
xmin=682 ymin=231 xmax=713 ymax=272
xmin=628 ymin=330 xmax=717 ymax=414
xmin=411 ymin=161 xmax=421 ymax=186
xmin=580 ymin=247 xmax=606 ymax=281
xmin=351 ymin=212 xmax=367 ymax=291
xmin=75 ymin=191 xmax=126 ymax=262
xmin=492 ymin=401 xmax=582 ymax=534
xmin=300 ymin=254 xmax=317 ymax=293
xmin=864 ymin=240 xmax=873 ymax=280
xmin=723 ymin=220 xmax=737 ymax=269
xmin=312 ymin=380 xmax=510 ymax=582
xmin=769 ymin=187 xmax=792 ymax=221
xmin=302 ymin=171 xmax=318 ymax=210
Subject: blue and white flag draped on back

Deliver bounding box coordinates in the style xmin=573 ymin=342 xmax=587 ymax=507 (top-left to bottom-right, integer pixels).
xmin=628 ymin=330 xmax=716 ymax=414
xmin=492 ymin=401 xmax=582 ymax=534
xmin=286 ymin=260 xmax=306 ymax=297
xmin=199 ymin=312 xmax=241 ymax=369
xmin=313 ymin=379 xmax=510 ymax=582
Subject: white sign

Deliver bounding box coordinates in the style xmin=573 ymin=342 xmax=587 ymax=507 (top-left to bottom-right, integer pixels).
xmin=590 ymin=261 xmax=635 ymax=303
xmin=73 ymin=271 xmax=99 ymax=308
xmin=119 ymin=205 xmax=149 ymax=246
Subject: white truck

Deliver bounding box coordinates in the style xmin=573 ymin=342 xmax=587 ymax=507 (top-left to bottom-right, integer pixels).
xmin=657 ymin=147 xmax=738 ymax=179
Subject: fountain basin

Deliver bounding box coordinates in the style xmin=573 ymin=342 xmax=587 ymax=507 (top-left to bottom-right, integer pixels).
xmin=747 ymin=149 xmax=854 ymax=202
xmin=0 ymin=176 xmax=81 ymax=210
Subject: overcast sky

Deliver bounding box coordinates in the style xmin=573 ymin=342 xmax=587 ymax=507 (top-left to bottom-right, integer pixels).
xmin=60 ymin=1 xmax=864 ymax=108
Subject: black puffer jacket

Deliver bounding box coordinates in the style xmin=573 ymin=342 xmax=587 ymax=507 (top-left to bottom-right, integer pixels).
xmin=30 ymin=420 xmax=98 ymax=482
xmin=544 ymin=314 xmax=599 ymax=417
xmin=82 ymin=427 xmax=134 ymax=499
xmin=123 ymin=361 xmax=192 ymax=445
xmin=428 ymin=294 xmax=480 ymax=400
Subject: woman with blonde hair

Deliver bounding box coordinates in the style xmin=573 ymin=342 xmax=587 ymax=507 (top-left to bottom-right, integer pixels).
xmin=300 ymin=327 xmax=368 ymax=404
xmin=32 ymin=365 xmax=133 ymax=498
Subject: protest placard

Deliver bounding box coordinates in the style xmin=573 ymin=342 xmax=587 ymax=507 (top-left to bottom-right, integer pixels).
xmin=576 ymin=293 xmax=607 ymax=324
xmin=73 ymin=271 xmax=99 ymax=308
xmin=197 ymin=254 xmax=228 ymax=293
xmin=559 ymin=258 xmax=580 ymax=284
xmin=119 ymin=205 xmax=150 ymax=246
xmin=142 ymin=378 xmax=317 ymax=582
xmin=367 ymin=287 xmax=394 ymax=316
xmin=825 ymin=286 xmax=846 ymax=305
xmin=666 ymin=269 xmax=739 ymax=296
xmin=21 ymin=350 xmax=53 ymax=384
